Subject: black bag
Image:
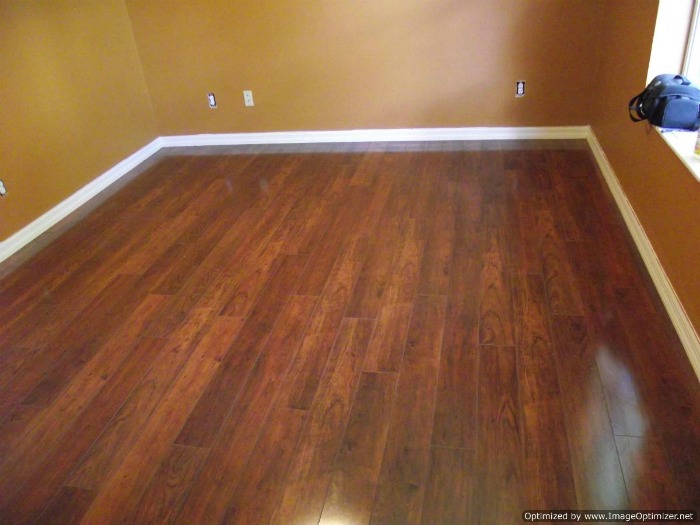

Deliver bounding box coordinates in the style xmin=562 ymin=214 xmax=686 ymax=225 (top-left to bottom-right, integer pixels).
xmin=628 ymin=74 xmax=700 ymax=130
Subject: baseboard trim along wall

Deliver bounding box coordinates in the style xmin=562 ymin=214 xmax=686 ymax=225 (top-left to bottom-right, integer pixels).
xmin=0 ymin=138 xmax=164 ymax=264
xmin=586 ymin=129 xmax=700 ymax=381
xmin=158 ymin=125 xmax=589 ymax=147
xmin=1 ymin=125 xmax=698 ymax=381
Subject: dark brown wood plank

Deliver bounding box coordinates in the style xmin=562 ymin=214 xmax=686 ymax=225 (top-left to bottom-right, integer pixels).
xmin=370 ymin=294 xmax=446 ymax=525
xmin=140 ymin=181 xmax=250 ymax=296
xmin=35 ymin=486 xmax=96 ymax=525
xmin=0 ymin=162 xmax=217 ymax=348
xmin=77 ymin=315 xmax=228 ymax=524
xmin=474 ymin=346 xmax=523 ymax=525
xmin=363 ymin=303 xmax=413 ymax=373
xmin=346 ymin=229 xmax=404 ymax=319
xmin=0 ymin=308 xmax=189 ymax=508
xmin=381 ymin=223 xmax=424 ymax=306
xmin=282 ymin=167 xmax=350 ymax=256
xmin=614 ymin=286 xmax=700 ymax=509
xmin=296 ymin=185 xmax=372 ymax=296
xmin=363 ymin=225 xmax=425 ymax=373
xmin=0 ymin=157 xmax=194 ymax=329
xmin=20 ymin=275 xmax=154 ymax=408
xmin=549 ymin=315 xmax=629 ymax=509
xmin=173 ymin=294 xmax=317 ymax=524
xmin=285 ymin=236 xmax=369 ymax=410
xmin=420 ymin=447 xmax=475 ymax=525
xmin=131 ymin=444 xmax=209 ymax=524
xmin=0 ymin=336 xmax=168 ymax=524
xmin=511 ymin=201 xmax=544 ymax=275
xmin=138 ymin=157 xmax=301 ymax=337
xmin=616 ymin=435 xmax=681 ymax=510
xmin=432 ymin=296 xmax=478 ymax=450
xmin=540 ymin=212 xmax=585 ymax=316
xmin=218 ymin=242 xmax=285 ymax=317
xmin=512 ymin=273 xmax=577 ymax=509
xmin=175 ymin=254 xmax=308 ymax=447
xmin=565 ymin=240 xmax=655 ymax=438
xmin=0 ymin=346 xmax=40 ymax=392
xmin=319 ymin=371 xmax=396 ymax=524
xmin=271 ymin=318 xmax=373 ymax=525
xmin=0 ymin=278 xmax=158 ymax=416
xmin=417 ymin=178 xmax=456 ymax=295
xmin=0 ymin=404 xmax=42 ymax=461
xmin=479 ymin=251 xmax=514 ymax=346
xmin=65 ymin=308 xmax=219 ymax=492
xmin=220 ymin=407 xmax=307 ymax=525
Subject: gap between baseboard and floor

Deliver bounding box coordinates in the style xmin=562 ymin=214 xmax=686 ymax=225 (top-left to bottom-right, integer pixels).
xmin=1 ymin=125 xmax=698 ymax=381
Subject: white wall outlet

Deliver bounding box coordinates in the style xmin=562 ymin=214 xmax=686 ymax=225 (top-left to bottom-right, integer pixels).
xmin=0 ymin=179 xmax=7 ymax=197
xmin=516 ymin=80 xmax=526 ymax=97
xmin=243 ymin=90 xmax=254 ymax=107
xmin=208 ymin=92 xmax=217 ymax=108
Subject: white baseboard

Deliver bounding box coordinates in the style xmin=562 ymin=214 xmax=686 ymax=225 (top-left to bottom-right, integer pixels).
xmin=586 ymin=127 xmax=700 ymax=381
xmin=0 ymin=138 xmax=164 ymax=264
xmin=159 ymin=125 xmax=589 ymax=147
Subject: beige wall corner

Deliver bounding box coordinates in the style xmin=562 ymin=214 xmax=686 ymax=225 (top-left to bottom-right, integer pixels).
xmin=0 ymin=0 xmax=158 ymax=241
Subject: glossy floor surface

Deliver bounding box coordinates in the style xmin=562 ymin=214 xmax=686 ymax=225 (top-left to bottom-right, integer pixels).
xmin=0 ymin=141 xmax=698 ymax=524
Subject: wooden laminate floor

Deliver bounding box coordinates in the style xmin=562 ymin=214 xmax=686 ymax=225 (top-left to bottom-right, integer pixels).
xmin=0 ymin=140 xmax=698 ymax=524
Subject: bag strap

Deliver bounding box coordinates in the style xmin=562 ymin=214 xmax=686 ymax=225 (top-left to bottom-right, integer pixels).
xmin=629 ymin=92 xmax=646 ymax=122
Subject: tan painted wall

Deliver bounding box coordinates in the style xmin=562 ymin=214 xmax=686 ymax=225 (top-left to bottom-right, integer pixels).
xmin=0 ymin=0 xmax=157 ymax=241
xmin=592 ymin=0 xmax=700 ymax=332
xmin=125 ymin=0 xmax=603 ymax=134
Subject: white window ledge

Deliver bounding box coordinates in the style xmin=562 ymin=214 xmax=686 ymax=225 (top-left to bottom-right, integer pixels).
xmin=657 ymin=128 xmax=700 ymax=182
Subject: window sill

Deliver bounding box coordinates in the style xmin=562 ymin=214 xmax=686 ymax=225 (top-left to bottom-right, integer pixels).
xmin=656 ymin=128 xmax=700 ymax=182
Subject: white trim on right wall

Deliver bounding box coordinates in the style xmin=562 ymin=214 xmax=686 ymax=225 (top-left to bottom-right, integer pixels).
xmin=586 ymin=126 xmax=700 ymax=380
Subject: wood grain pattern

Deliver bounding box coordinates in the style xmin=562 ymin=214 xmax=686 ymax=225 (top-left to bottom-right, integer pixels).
xmin=363 ymin=303 xmax=413 ymax=373
xmin=131 ymin=444 xmax=209 ymax=524
xmin=319 ymin=371 xmax=396 ymax=525
xmin=1 ymin=336 xmax=167 ymax=524
xmin=475 ymin=346 xmax=523 ymax=525
xmin=432 ymin=294 xmax=478 ymax=450
xmin=66 ymin=308 xmax=216 ymax=491
xmin=479 ymin=252 xmax=514 ymax=346
xmin=512 ymin=274 xmax=577 ymax=509
xmin=0 ymin=142 xmax=697 ymax=522
xmin=174 ymin=294 xmax=317 ymax=524
xmin=420 ymin=446 xmax=475 ymax=525
xmin=549 ymin=314 xmax=629 ymax=509
xmin=370 ymin=294 xmax=446 ymax=525
xmin=272 ymin=318 xmax=373 ymax=525
xmin=285 ymin=236 xmax=369 ymax=410
xmin=175 ymin=254 xmax=308 ymax=448
xmin=221 ymin=407 xmax=307 ymax=525
xmin=77 ymin=317 xmax=226 ymax=523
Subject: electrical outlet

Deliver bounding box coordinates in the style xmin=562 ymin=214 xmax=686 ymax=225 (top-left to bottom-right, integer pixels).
xmin=208 ymin=92 xmax=217 ymax=108
xmin=0 ymin=179 xmax=7 ymax=197
xmin=516 ymin=80 xmax=526 ymax=97
xmin=243 ymin=90 xmax=254 ymax=107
